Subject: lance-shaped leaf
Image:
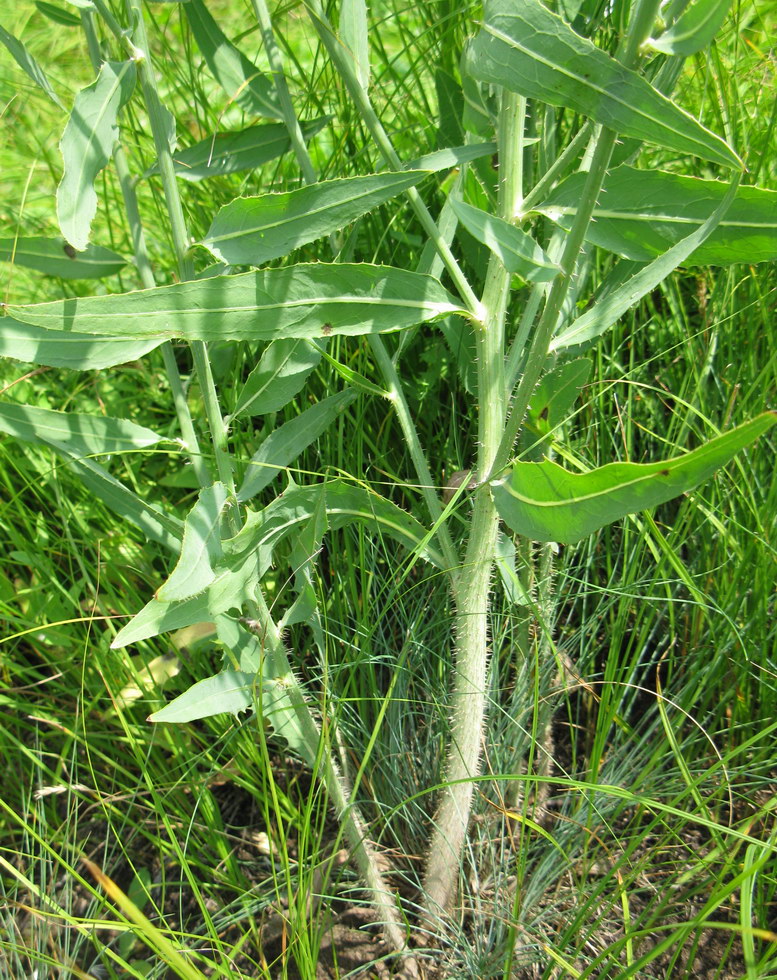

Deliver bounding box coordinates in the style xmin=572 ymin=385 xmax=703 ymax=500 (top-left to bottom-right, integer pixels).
xmin=648 ymin=0 xmax=732 ymax=56
xmin=156 ymin=483 xmax=230 ymax=602
xmin=215 ymin=615 xmax=288 ymax=674
xmin=184 ymin=0 xmax=280 ymax=119
xmin=0 ymin=402 xmax=163 ymax=457
xmin=148 ymin=667 xmax=315 ymax=763
xmin=34 ymin=2 xmax=81 ymax=27
xmin=0 ymin=237 xmax=126 ymax=279
xmin=280 ymin=480 xmax=328 ymax=632
xmin=8 ymin=264 xmax=463 ymax=341
xmin=112 ymin=547 xmax=263 ymax=647
xmin=68 ymin=456 xmax=183 ymax=552
xmin=493 ymin=413 xmax=777 ymax=544
xmin=468 ymin=0 xmax=740 ymax=169
xmin=0 ymin=24 xmax=65 ymax=109
xmin=552 ymin=172 xmax=740 ymax=351
xmin=142 ymin=118 xmax=329 ymax=182
xmin=340 ymin=0 xmax=369 ymax=90
xmin=57 ymin=60 xmax=136 ymax=251
xmin=203 ymin=171 xmax=434 ymax=266
xmin=231 ymin=338 xmax=322 ymax=420
xmin=537 ymin=166 xmax=775 ymax=267
xmin=0 ymin=317 xmax=163 ymax=370
xmin=450 ymin=198 xmax=559 ymax=282
xmin=238 ymin=389 xmax=357 ymax=501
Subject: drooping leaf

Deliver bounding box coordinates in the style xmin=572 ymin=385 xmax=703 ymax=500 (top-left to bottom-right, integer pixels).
xmin=143 ymin=118 xmax=329 ymax=182
xmin=8 ymin=264 xmax=463 ymax=341
xmin=202 ymin=171 xmax=435 ymax=266
xmin=649 ymin=0 xmax=732 ymax=56
xmin=231 ymin=338 xmax=323 ymax=420
xmin=280 ymin=480 xmax=327 ymax=632
xmin=155 ymin=483 xmax=230 ymax=602
xmin=537 ymin=165 xmax=774 ymax=267
xmin=0 ymin=237 xmax=126 ymax=279
xmin=68 ymin=456 xmax=183 ymax=552
xmin=404 ymin=142 xmax=498 ymax=173
xmin=0 ymin=317 xmax=163 ymax=370
xmin=551 ymin=172 xmax=741 ymax=351
xmin=238 ymin=389 xmax=357 ymax=501
xmin=468 ymin=0 xmax=741 ymax=169
xmin=0 ymin=24 xmax=65 ymax=109
xmin=0 ymin=402 xmax=164 ymax=457
xmin=340 ymin=0 xmax=369 ymax=90
xmin=57 ymin=60 xmax=137 ymax=251
xmin=450 ymin=198 xmax=559 ymax=282
xmin=34 ymin=2 xmax=81 ymax=27
xmin=184 ymin=0 xmax=280 ymax=119
xmin=493 ymin=413 xmax=777 ymax=544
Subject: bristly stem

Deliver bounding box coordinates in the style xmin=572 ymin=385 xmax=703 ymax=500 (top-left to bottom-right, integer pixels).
xmin=420 ymin=91 xmax=522 ymax=922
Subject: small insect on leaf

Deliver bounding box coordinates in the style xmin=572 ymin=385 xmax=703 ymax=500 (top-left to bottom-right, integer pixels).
xmin=322 ymin=323 xmax=333 ymax=336
xmin=63 ymin=243 xmax=78 ymax=259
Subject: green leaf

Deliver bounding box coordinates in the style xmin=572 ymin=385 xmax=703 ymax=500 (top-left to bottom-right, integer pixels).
xmin=202 ymin=172 xmax=435 ymax=266
xmin=184 ymin=0 xmax=280 ymax=119
xmin=493 ymin=413 xmax=777 ymax=544
xmin=57 ymin=60 xmax=137 ymax=251
xmin=147 ymin=668 xmax=258 ymax=721
xmin=649 ymin=0 xmax=732 ymax=56
xmin=495 ymin=531 xmax=531 ymax=606
xmin=404 ymin=142 xmax=497 ymax=173
xmin=0 ymin=402 xmax=164 ymax=457
xmin=280 ymin=480 xmax=328 ymax=632
xmin=537 ymin=166 xmax=775 ymax=267
xmin=155 ymin=483 xmax=230 ymax=602
xmin=34 ymin=2 xmax=82 ymax=27
xmin=0 ymin=237 xmax=127 ymax=279
xmin=8 ymin=264 xmax=462 ymax=341
xmin=215 ymin=615 xmax=285 ymax=674
xmin=68 ymin=457 xmax=183 ymax=552
xmin=143 ymin=118 xmax=328 ymax=182
xmin=340 ymin=0 xmax=369 ymax=90
xmin=231 ymin=338 xmax=322 ymax=420
xmin=552 ymin=172 xmax=741 ymax=351
xmin=0 ymin=24 xmax=65 ymax=109
xmin=528 ymin=358 xmax=591 ymax=433
xmin=238 ymin=389 xmax=357 ymax=501
xmin=468 ymin=0 xmax=741 ymax=170
xmin=0 ymin=316 xmax=163 ymax=370
xmin=450 ymin=198 xmax=559 ymax=282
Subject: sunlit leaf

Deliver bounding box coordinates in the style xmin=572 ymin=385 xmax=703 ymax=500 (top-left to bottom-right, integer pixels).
xmin=340 ymin=0 xmax=369 ymax=90
xmin=468 ymin=0 xmax=740 ymax=169
xmin=0 ymin=317 xmax=163 ymax=370
xmin=649 ymin=0 xmax=732 ymax=56
xmin=8 ymin=264 xmax=463 ymax=341
xmin=57 ymin=60 xmax=136 ymax=250
xmin=538 ymin=165 xmax=774 ymax=266
xmin=231 ymin=338 xmax=323 ymax=420
xmin=493 ymin=413 xmax=777 ymax=544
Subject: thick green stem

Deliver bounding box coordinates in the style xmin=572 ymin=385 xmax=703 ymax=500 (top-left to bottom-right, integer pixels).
xmin=421 ymin=93 xmax=522 ymax=920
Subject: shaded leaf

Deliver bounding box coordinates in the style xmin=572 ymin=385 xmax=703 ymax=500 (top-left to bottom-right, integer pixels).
xmin=202 ymin=171 xmax=435 ymax=266
xmin=57 ymin=60 xmax=137 ymax=251
xmin=34 ymin=2 xmax=81 ymax=27
xmin=184 ymin=0 xmax=280 ymax=119
xmin=0 ymin=316 xmax=163 ymax=370
xmin=238 ymin=389 xmax=357 ymax=501
xmin=0 ymin=237 xmax=126 ymax=279
xmin=0 ymin=24 xmax=65 ymax=108
xmin=143 ymin=118 xmax=328 ymax=182
xmin=493 ymin=413 xmax=777 ymax=544
xmin=156 ymin=483 xmax=230 ymax=602
xmin=538 ymin=165 xmax=774 ymax=266
xmin=468 ymin=0 xmax=740 ymax=169
xmin=231 ymin=338 xmax=322 ymax=420
xmin=552 ymin=172 xmax=741 ymax=351
xmin=0 ymin=402 xmax=163 ymax=457
xmin=450 ymin=197 xmax=559 ymax=281
xmin=8 ymin=264 xmax=462 ymax=341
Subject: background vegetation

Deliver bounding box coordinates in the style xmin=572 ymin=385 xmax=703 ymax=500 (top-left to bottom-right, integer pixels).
xmin=1 ymin=0 xmax=775 ymax=978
